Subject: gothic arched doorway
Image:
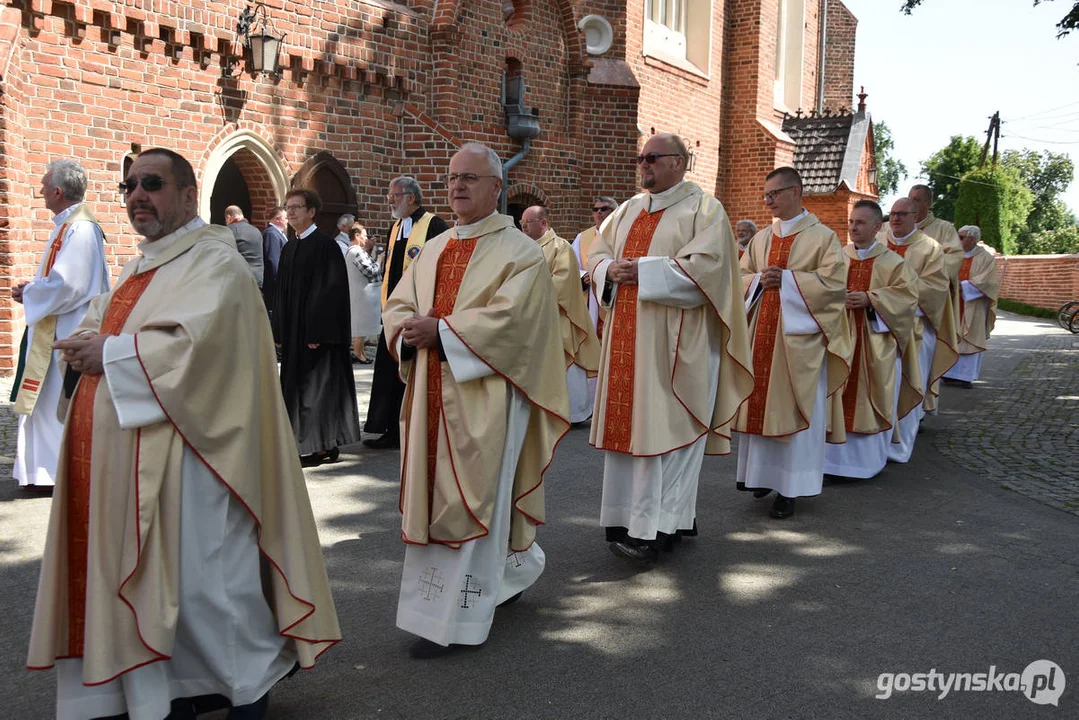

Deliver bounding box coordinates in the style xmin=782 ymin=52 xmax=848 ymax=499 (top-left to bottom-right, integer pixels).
xmin=201 ymin=130 xmax=290 ymax=227
xmin=209 ymin=156 xmax=252 ymax=225
xmin=292 ymin=151 xmax=358 ymax=237
xmin=506 ymin=191 xmax=545 ymax=230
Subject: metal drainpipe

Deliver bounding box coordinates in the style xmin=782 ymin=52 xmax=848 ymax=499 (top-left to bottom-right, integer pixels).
xmin=817 ymin=0 xmax=828 ymax=114
xmin=499 ymin=137 xmax=531 ymax=214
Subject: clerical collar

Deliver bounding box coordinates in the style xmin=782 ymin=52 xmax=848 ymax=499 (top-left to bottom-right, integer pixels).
xmin=778 ymin=209 xmax=809 ymax=237
xmin=138 ymin=216 xmax=205 ymax=264
xmin=964 ymin=246 xmax=977 ymax=258
xmin=297 ymin=224 xmax=317 ymax=239
xmin=647 ymin=180 xmax=685 ymax=211
xmin=454 ymin=210 xmax=500 ymax=238
xmin=917 ymin=213 xmax=932 ymax=227
xmin=854 ymin=241 xmax=877 ymax=260
xmin=52 ymin=202 xmax=83 ymax=227
xmin=892 ymin=228 xmax=916 ymax=244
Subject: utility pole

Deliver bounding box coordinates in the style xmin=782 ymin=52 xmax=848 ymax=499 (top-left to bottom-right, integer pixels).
xmin=979 ymin=111 xmax=1001 ymax=168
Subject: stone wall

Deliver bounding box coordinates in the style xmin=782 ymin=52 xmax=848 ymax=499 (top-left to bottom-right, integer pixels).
xmin=995 ymin=254 xmax=1079 ymax=312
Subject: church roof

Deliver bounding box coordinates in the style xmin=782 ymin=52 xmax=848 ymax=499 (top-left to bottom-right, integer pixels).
xmin=782 ymin=110 xmax=872 ymax=195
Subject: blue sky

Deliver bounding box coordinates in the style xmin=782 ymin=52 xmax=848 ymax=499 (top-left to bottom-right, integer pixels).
xmin=839 ymin=0 xmax=1079 ymax=214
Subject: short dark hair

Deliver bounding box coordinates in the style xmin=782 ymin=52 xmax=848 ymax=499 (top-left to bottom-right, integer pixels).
xmin=909 ymin=183 xmax=932 ymax=201
xmin=852 ymin=199 xmax=884 ymax=223
xmin=270 ymin=205 xmax=286 ymax=216
xmin=766 ymin=166 xmax=803 ymax=190
xmin=139 ymin=148 xmax=197 ymax=189
xmin=286 ymin=188 xmax=322 ymax=213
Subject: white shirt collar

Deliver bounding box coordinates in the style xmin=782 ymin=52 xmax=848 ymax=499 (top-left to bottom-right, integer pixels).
xmin=401 ymin=215 xmax=414 ymax=238
xmin=137 ymin=216 xmax=205 ymax=266
xmin=855 ymin=241 xmax=878 ymax=260
xmin=647 ymin=180 xmax=686 ymax=211
xmin=52 ymin=202 xmax=83 ymax=227
xmin=892 ymin=228 xmax=917 ymax=244
xmin=298 ymin=224 xmax=317 ymax=239
xmin=778 ymin=209 xmax=809 ymax=237
xmin=964 ymin=246 xmax=977 ymax=257
xmin=454 ymin=210 xmax=499 ymax=237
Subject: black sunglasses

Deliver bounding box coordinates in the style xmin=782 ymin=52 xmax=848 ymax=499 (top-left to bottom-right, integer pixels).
xmin=593 ymin=206 xmax=614 ymax=212
xmin=119 ymin=175 xmax=167 ymax=195
xmin=635 ymin=153 xmax=681 ymax=165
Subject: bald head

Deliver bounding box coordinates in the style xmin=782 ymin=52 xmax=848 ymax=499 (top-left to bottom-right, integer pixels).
xmin=639 ymin=133 xmax=688 ymax=193
xmin=520 ymin=205 xmax=549 ymax=240
xmin=908 ymin=185 xmax=932 ymax=221
xmin=224 ymin=205 xmax=245 ymax=225
xmin=889 ymin=197 xmax=918 ymax=237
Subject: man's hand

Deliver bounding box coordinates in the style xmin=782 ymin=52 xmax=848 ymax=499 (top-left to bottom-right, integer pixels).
xmin=401 ymin=309 xmax=440 ymax=349
xmin=11 ymin=281 xmax=28 ymax=304
xmin=760 ymin=266 xmax=783 ymax=289
xmin=307 ymin=343 xmax=320 ymax=349
xmin=606 ymin=259 xmax=639 ymax=286
xmin=845 ymin=291 xmax=870 ymax=310
xmin=581 ymin=273 xmax=592 ymax=288
xmin=54 ymin=333 xmax=108 ymax=376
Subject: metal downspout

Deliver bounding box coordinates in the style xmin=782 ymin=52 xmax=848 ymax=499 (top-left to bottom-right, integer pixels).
xmin=500 ymin=137 xmax=531 ymax=214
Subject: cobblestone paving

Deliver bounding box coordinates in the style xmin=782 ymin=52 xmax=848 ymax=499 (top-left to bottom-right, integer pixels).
xmin=933 ymin=312 xmax=1079 ymax=517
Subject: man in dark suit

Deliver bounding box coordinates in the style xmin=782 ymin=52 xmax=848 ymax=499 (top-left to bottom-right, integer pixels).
xmin=224 ymin=205 xmax=265 ymax=288
xmin=362 ymin=176 xmax=449 ymax=450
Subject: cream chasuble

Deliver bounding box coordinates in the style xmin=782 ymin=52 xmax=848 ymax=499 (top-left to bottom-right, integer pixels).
xmin=28 ymin=222 xmax=341 ymax=709
xmin=734 ymin=213 xmax=851 ymax=499
xmin=824 ymin=242 xmax=920 ymax=479
xmin=944 ymin=244 xmax=999 ymax=382
xmin=885 ymin=229 xmax=959 ymax=412
xmin=587 ymin=182 xmax=752 ymax=541
xmin=536 ymin=228 xmax=601 ymax=423
xmin=14 ymin=203 xmax=109 ymax=488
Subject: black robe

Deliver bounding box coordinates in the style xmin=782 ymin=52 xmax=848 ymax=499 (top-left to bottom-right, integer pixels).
xmin=363 ymin=207 xmax=450 ymax=438
xmin=273 ymin=227 xmax=360 ymax=454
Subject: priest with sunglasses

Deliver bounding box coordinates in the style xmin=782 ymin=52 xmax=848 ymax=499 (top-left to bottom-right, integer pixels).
xmin=587 ymin=133 xmax=753 ymax=564
xmin=30 ymin=148 xmax=341 ymax=719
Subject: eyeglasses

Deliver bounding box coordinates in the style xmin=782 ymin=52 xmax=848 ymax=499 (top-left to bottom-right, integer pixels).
xmin=119 ymin=175 xmax=166 ymax=194
xmin=762 ymin=186 xmax=797 ymax=203
xmin=890 ymin=211 xmax=916 ymax=217
xmin=284 ymin=203 xmax=307 ymax=212
xmin=635 ymin=153 xmax=681 ymax=165
xmin=446 ymin=173 xmax=500 ymax=186
xmin=387 ymin=192 xmax=407 ymax=200
xmin=593 ymin=206 xmax=615 ymax=213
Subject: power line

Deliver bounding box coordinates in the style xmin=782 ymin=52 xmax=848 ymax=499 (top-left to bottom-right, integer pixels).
xmin=1006 ymin=101 xmax=1079 ymax=122
xmin=1005 ymin=133 xmax=1079 ymax=146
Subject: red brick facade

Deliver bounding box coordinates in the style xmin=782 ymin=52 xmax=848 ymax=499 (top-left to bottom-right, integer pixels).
xmin=0 ymin=0 xmax=860 ymax=372
xmin=995 ymin=254 xmax=1079 ymax=312
xmin=822 ymin=0 xmax=856 ymax=114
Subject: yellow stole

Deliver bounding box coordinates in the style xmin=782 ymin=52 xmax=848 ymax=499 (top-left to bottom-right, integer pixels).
xmin=14 ymin=204 xmax=100 ymax=416
xmin=381 ymin=211 xmax=434 ymax=308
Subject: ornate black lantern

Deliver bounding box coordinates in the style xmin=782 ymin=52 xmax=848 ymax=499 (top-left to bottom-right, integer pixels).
xmin=236 ymin=3 xmax=286 ymax=76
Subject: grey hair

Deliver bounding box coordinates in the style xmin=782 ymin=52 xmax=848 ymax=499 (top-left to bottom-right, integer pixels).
xmin=594 ymin=196 xmax=618 ymax=208
xmin=736 ymin=219 xmax=758 ymax=234
xmin=958 ymin=225 xmax=981 ymax=241
xmin=458 ymin=143 xmax=503 ymax=177
xmin=337 ymin=213 xmax=356 ymax=229
xmin=45 ymin=159 xmax=87 ymax=203
xmin=390 ymin=176 xmax=423 ymax=206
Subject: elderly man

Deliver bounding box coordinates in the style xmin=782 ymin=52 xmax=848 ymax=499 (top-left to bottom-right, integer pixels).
xmin=571 ymin=197 xmax=617 ymax=331
xmin=384 ymin=143 xmax=568 ymax=658
xmin=824 ymin=200 xmax=920 ymax=479
xmin=10 ymin=159 xmax=110 ymax=490
xmin=734 ymin=167 xmax=850 ymax=519
xmin=31 ymin=148 xmax=340 ymax=719
xmin=735 ymin=219 xmax=757 ymax=257
xmin=883 ymin=197 xmax=958 ymax=463
xmin=364 ymin=176 xmax=449 ymax=450
xmin=224 ymin=205 xmax=265 ymax=288
xmin=275 ymin=189 xmax=360 ymax=467
xmin=588 ymin=133 xmax=753 ymax=561
xmin=521 ymin=205 xmax=600 ymax=424
xmin=334 ymin=213 xmax=354 ymax=255
xmin=943 ymin=225 xmax=999 ymax=388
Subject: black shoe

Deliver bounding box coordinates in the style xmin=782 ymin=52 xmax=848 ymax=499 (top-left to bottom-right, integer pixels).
xmin=752 ymin=488 xmax=773 ymax=498
xmin=299 ymin=453 xmax=324 ymax=468
xmin=609 ymin=540 xmax=658 ymax=564
xmin=498 ymin=591 xmax=523 ymax=608
xmin=363 ymin=433 xmax=400 ymax=450
xmin=770 ymin=495 xmax=796 ymax=519
xmin=226 ymin=693 xmax=270 ymax=720
xmin=359 ymin=357 xmax=373 ymax=365
xmin=326 ymin=447 xmax=340 ymax=463
xmin=959 ymin=380 xmax=973 ymax=389
xmin=409 ymin=638 xmax=456 ymax=659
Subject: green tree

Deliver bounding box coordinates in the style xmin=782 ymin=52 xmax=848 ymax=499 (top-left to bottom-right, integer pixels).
xmin=1018 ymin=225 xmax=1079 ymax=254
xmin=872 ymin=121 xmax=907 ymax=196
xmin=901 ymin=1 xmax=1079 ymax=38
xmin=919 ymin=135 xmax=982 ymax=221
xmin=954 ymin=165 xmax=1034 ymax=254
xmin=1000 ymin=149 xmax=1075 ymax=245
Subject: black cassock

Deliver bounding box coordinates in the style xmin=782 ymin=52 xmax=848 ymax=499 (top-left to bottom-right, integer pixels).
xmin=273 ymin=228 xmax=360 ymax=455
xmin=364 ymin=208 xmax=449 ymax=439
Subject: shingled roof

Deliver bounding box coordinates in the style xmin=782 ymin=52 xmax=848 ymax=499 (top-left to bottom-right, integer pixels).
xmin=781 ymin=110 xmax=872 ymax=195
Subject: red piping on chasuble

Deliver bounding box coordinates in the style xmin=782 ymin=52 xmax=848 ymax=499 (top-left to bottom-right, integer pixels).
xmin=426 ymin=238 xmax=477 ymax=495
xmin=744 ymin=234 xmax=796 ymax=435
xmin=958 ymin=255 xmax=973 ymax=322
xmin=65 ymin=268 xmax=159 ymax=657
xmin=887 ymin=241 xmax=909 ymax=258
xmin=600 ymin=208 xmax=664 ymax=453
xmin=842 ymin=257 xmax=875 ymax=433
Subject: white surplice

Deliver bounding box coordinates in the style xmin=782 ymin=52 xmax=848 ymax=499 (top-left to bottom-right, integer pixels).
xmin=596 ymin=255 xmax=721 ymax=540
xmin=396 ymin=323 xmax=543 ymax=647
xmin=944 ymin=277 xmax=987 ymax=382
xmin=736 ymin=216 xmax=829 ymax=498
xmin=888 ymin=323 xmax=936 ymax=464
xmin=15 ymin=203 xmax=109 ymax=487
xmin=55 ymin=330 xmax=296 ymax=720
xmin=570 ymin=230 xmax=600 ymax=422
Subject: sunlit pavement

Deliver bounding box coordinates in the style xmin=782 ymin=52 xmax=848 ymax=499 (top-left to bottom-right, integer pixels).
xmin=0 ymin=311 xmax=1075 ymax=718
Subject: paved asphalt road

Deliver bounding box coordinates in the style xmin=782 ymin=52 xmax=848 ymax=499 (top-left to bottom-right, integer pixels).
xmin=0 ymin=312 xmax=1075 ymax=719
